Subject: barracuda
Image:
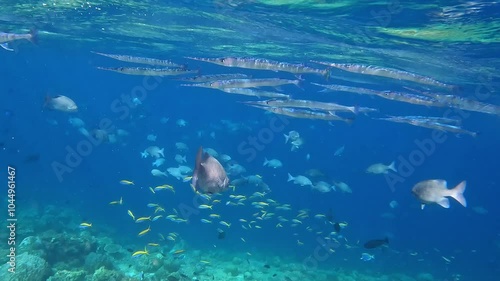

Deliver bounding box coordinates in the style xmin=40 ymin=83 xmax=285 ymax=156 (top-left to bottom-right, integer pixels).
xmin=311 ymin=60 xmax=456 ymax=90
xmin=97 ymin=66 xmax=198 ymax=76
xmin=187 ymin=56 xmax=330 ymax=78
xmin=92 ymin=51 xmax=183 ymax=68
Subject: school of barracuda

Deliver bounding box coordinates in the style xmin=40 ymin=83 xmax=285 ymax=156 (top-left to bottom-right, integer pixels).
xmin=93 ymin=51 xmax=499 ymax=136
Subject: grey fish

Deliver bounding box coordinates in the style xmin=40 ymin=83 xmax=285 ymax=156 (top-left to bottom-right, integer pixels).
xmin=192 ymin=146 xmax=230 ymax=194
xmin=0 ymin=29 xmax=37 ymax=51
xmin=44 ymin=95 xmax=78 ymax=112
xmin=412 ymin=180 xmax=467 ymax=209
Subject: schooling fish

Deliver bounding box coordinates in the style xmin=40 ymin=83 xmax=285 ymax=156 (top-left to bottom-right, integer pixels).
xmin=191 ymin=146 xmax=230 ymax=194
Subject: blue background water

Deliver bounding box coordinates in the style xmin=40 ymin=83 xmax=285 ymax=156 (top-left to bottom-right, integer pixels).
xmin=1 ymin=1 xmax=499 ymax=280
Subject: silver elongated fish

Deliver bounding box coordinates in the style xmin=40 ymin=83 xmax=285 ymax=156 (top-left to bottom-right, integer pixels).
xmin=186 ymin=57 xmax=330 ymax=77
xmin=415 ymin=90 xmax=500 ymax=116
xmin=0 ymin=30 xmax=37 ymax=51
xmin=181 ymin=78 xmax=301 ymax=89
xmin=220 ymin=88 xmax=290 ymax=99
xmin=248 ymin=105 xmax=354 ymax=123
xmin=92 ymin=51 xmax=183 ymax=68
xmin=97 ymin=67 xmax=198 ymax=76
xmin=242 ymin=99 xmax=377 ymax=114
xmin=313 ymin=83 xmax=444 ymax=107
xmin=377 ymin=115 xmax=477 ymax=137
xmin=192 ymin=146 xmax=230 ymax=194
xmin=176 ymin=73 xmax=250 ymax=82
xmin=311 ymin=61 xmax=456 ymax=90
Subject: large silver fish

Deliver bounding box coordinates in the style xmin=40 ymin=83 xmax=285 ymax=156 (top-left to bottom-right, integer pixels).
xmin=412 ymin=180 xmax=466 ymax=209
xmin=191 ymin=146 xmax=229 ymax=194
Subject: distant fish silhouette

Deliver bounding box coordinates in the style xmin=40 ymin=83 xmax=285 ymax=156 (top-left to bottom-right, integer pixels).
xmin=191 ymin=146 xmax=229 ymax=194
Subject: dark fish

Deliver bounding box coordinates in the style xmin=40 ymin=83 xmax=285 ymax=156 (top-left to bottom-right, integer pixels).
xmin=264 ymin=264 xmax=270 ymax=269
xmin=192 ymin=146 xmax=230 ymax=194
xmin=333 ymin=222 xmax=341 ymax=233
xmin=363 ymin=238 xmax=389 ymax=249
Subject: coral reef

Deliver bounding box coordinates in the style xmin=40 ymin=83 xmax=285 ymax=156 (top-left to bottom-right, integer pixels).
xmin=46 ymin=270 xmax=86 ymax=281
xmin=0 ymin=253 xmax=50 ymax=281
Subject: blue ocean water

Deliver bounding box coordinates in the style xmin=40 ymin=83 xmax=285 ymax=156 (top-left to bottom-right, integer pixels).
xmin=1 ymin=1 xmax=499 ymax=281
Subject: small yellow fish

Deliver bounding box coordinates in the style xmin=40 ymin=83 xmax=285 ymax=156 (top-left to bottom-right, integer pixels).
xmin=200 ymin=260 xmax=210 ymax=264
xmin=132 ymin=248 xmax=149 ymax=257
xmin=212 ymin=199 xmax=221 ymax=204
xmin=120 ymin=180 xmax=134 ymax=185
xmin=138 ymin=226 xmax=151 ymax=236
xmin=127 ymin=210 xmax=135 ymax=220
xmin=198 ymin=204 xmax=213 ymax=210
xmin=135 ymin=216 xmax=151 ymax=223
xmin=201 ymin=219 xmax=212 ymax=224
xmin=79 ymin=222 xmax=92 ymax=229
xmin=276 ymin=223 xmax=283 ymax=228
xmin=109 ymin=197 xmax=123 ymax=205
xmin=152 ymin=215 xmax=163 ymax=221
xmin=219 ymin=221 xmax=231 ymax=228
xmin=173 ymin=249 xmax=185 ymax=255
xmin=246 ymin=252 xmax=252 ymax=256
xmin=149 ymin=187 xmax=155 ymax=194
xmin=241 ymin=238 xmax=246 ymax=242
xmin=209 ymin=214 xmax=220 ymax=218
xmin=297 ymin=240 xmax=304 ymax=246
xmin=148 ymin=243 xmax=159 ymax=247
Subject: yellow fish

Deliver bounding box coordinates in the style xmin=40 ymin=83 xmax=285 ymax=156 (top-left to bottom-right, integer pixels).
xmin=127 ymin=210 xmax=135 ymax=220
xmin=120 ymin=180 xmax=134 ymax=185
xmin=219 ymin=221 xmax=231 ymax=228
xmin=148 ymin=243 xmax=159 ymax=247
xmin=173 ymin=249 xmax=185 ymax=255
xmin=132 ymin=247 xmax=149 ymax=257
xmin=135 ymin=216 xmax=151 ymax=223
xmin=138 ymin=226 xmax=151 ymax=237
xmin=198 ymin=204 xmax=213 ymax=210
xmin=149 ymin=187 xmax=155 ymax=194
xmin=79 ymin=222 xmax=92 ymax=229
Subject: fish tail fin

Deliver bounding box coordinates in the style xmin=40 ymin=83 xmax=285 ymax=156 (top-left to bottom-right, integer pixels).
xmin=449 ymin=180 xmax=467 ymax=207
xmin=284 ymin=134 xmax=289 ymax=143
xmin=43 ymin=95 xmax=52 ymax=110
xmin=29 ymin=28 xmax=38 ymax=44
xmin=263 ymin=158 xmax=268 ymax=166
xmin=287 ymin=173 xmax=294 ymax=182
xmin=388 ymin=161 xmax=397 ymax=172
xmin=294 ymin=75 xmax=305 ymax=90
xmin=353 ymin=105 xmax=360 ymax=115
